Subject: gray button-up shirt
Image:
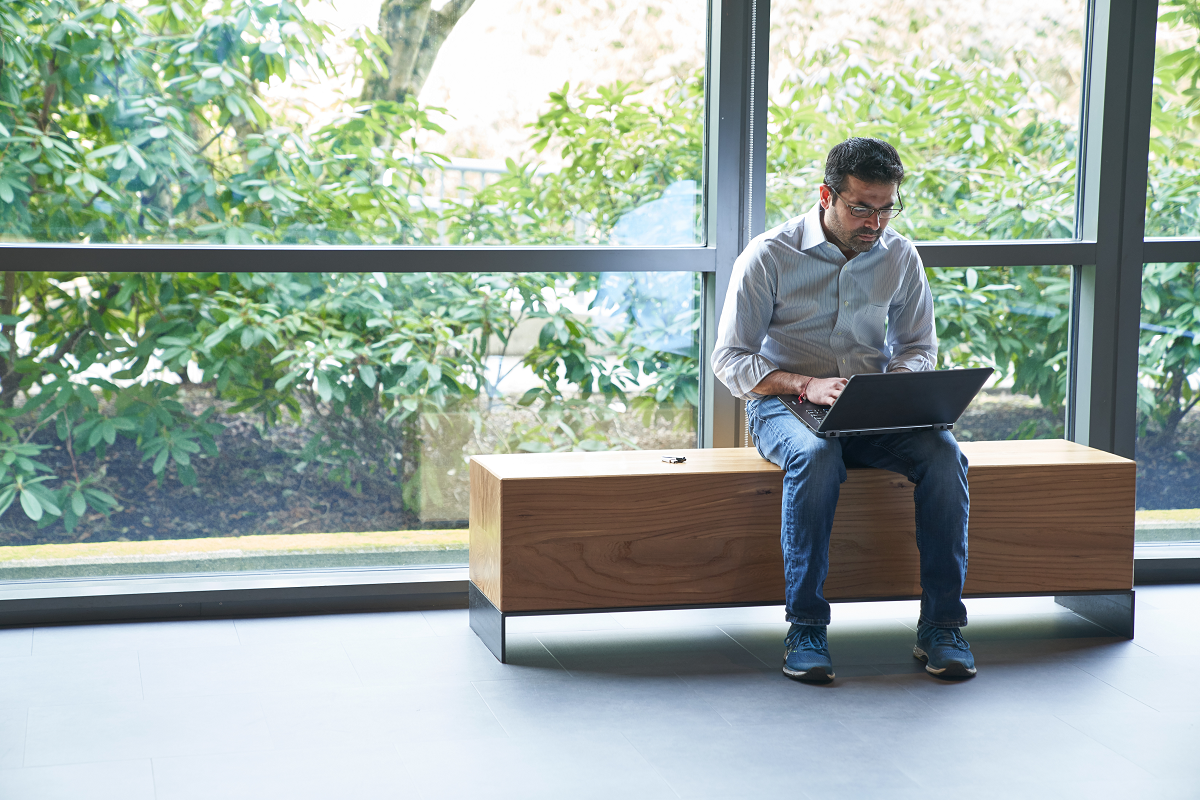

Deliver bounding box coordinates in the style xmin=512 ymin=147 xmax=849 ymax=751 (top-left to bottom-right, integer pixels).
xmin=712 ymin=205 xmax=937 ymax=400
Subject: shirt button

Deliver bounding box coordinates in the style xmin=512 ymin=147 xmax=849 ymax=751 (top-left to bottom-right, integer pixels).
xmin=844 ymin=301 xmax=849 ymax=306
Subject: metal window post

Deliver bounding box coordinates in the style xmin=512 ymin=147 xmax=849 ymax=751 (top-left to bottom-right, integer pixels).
xmin=1072 ymin=0 xmax=1158 ymax=458
xmin=702 ymin=0 xmax=769 ymax=448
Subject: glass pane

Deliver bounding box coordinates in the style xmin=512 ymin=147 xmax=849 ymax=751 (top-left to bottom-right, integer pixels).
xmin=933 ymin=266 xmax=1069 ymax=441
xmin=1136 ymin=262 xmax=1200 ymax=546
xmin=0 ymin=1 xmax=705 ymax=246
xmin=0 ymin=271 xmax=699 ymax=581
xmin=767 ymin=1 xmax=1086 ymax=240
xmin=1147 ymin=1 xmax=1200 ymax=237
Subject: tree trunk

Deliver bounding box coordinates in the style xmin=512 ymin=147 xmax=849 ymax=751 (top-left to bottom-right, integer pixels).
xmin=361 ymin=0 xmax=477 ymax=104
xmin=1 ymin=272 xmax=20 ymax=409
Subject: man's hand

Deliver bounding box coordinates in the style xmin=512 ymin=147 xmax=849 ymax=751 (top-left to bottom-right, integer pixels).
xmin=751 ymin=370 xmax=849 ymax=406
xmin=805 ymin=376 xmax=848 ymax=406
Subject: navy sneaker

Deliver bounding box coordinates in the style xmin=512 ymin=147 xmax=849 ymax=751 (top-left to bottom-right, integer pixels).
xmin=913 ymin=622 xmax=977 ymax=678
xmin=783 ymin=623 xmax=834 ymax=683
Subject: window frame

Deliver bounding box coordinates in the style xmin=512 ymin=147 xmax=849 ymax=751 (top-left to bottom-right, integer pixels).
xmin=0 ymin=0 xmax=1195 ymax=610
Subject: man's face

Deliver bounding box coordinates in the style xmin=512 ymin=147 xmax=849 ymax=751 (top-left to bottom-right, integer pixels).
xmin=819 ymin=176 xmax=900 ymax=254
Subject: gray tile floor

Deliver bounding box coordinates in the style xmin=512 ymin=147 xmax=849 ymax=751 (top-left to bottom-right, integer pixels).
xmin=1 ymin=586 xmax=1198 ymax=800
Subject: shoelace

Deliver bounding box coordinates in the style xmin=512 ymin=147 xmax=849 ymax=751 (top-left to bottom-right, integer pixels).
xmin=928 ymin=627 xmax=970 ymax=651
xmin=786 ymin=625 xmax=828 ymax=653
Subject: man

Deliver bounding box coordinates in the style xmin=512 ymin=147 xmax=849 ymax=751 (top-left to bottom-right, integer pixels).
xmin=712 ymin=137 xmax=975 ymax=683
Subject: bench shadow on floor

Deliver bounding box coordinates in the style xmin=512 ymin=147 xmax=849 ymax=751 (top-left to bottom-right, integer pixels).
xmin=497 ymin=598 xmax=1142 ymax=680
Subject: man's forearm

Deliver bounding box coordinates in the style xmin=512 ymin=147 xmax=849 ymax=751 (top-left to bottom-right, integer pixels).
xmin=752 ymin=370 xmax=848 ymax=406
xmin=751 ymin=370 xmax=810 ymax=396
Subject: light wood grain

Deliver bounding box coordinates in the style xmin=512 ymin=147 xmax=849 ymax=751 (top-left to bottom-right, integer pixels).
xmin=497 ymin=472 xmax=785 ymax=610
xmin=468 ymin=459 xmax=503 ymax=606
xmin=472 ymin=448 xmax=781 ymax=481
xmin=469 ymin=440 xmax=1136 ymax=613
xmin=958 ymin=439 xmax=1132 ymax=466
xmin=960 ymin=462 xmax=1135 ymax=594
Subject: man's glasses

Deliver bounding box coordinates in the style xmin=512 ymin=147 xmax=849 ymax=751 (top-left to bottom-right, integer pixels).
xmin=828 ymin=186 xmax=904 ymax=220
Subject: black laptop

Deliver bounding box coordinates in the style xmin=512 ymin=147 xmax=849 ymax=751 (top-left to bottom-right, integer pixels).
xmin=778 ymin=367 xmax=993 ymax=438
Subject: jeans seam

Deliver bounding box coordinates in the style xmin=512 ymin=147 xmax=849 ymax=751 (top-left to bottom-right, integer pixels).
xmin=751 ymin=400 xmax=799 ymax=463
xmin=867 ymin=438 xmax=919 ymax=483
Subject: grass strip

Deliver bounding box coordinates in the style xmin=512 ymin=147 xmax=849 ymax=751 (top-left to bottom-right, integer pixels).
xmin=1135 ymin=509 xmax=1200 ymax=524
xmin=0 ymin=530 xmax=468 ymax=564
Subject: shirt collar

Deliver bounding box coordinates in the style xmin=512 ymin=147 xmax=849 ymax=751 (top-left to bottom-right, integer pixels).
xmin=800 ymin=203 xmax=890 ymax=255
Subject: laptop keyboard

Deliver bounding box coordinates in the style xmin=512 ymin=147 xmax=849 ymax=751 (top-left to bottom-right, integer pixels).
xmin=806 ymin=408 xmax=829 ymax=424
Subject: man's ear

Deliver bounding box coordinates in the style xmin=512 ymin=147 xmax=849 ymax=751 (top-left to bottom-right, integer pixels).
xmin=818 ymin=184 xmax=832 ymax=210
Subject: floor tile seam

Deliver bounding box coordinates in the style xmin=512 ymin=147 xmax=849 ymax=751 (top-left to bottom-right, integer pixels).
xmin=1069 ymin=662 xmax=1163 ymax=712
xmin=0 ymin=755 xmax=156 ymax=774
xmin=337 ymin=637 xmax=370 ymax=691
xmin=18 ymin=707 xmax=28 ymax=770
xmin=532 ymin=633 xmax=572 ymax=675
xmin=1051 ymin=712 xmax=1171 ymax=781
xmin=618 ymin=730 xmax=685 ymax=800
xmin=670 ymin=671 xmax=737 ymax=731
xmin=886 ymin=666 xmax=942 ymax=712
xmin=26 ymin=628 xmax=43 ymax=659
xmin=22 ymin=738 xmax=294 ymax=771
xmin=715 ymin=625 xmax=773 ymax=670
xmin=468 ymin=678 xmax=516 ymax=739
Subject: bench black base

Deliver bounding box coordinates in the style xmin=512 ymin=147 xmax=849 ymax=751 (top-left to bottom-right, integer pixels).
xmin=468 ymin=582 xmax=1136 ymax=664
xmin=1054 ymin=590 xmax=1135 ymax=638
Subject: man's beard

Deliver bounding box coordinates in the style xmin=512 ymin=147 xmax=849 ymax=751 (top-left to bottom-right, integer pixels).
xmin=826 ymin=215 xmax=878 ymax=253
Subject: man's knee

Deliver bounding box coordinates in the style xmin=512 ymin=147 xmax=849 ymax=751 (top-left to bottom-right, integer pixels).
xmin=781 ymin=437 xmax=846 ymax=486
xmin=920 ymin=432 xmax=969 ymax=496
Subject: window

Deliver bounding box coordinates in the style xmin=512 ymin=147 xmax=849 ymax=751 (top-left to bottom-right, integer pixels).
xmin=1137 ymin=262 xmax=1200 ymax=546
xmin=0 ymin=270 xmax=699 ymax=581
xmin=766 ymin=0 xmax=1086 ymax=240
xmin=933 ymin=266 xmax=1069 ymax=442
xmin=1146 ymin=0 xmax=1200 ymax=238
xmin=0 ymin=0 xmax=706 ymax=247
xmin=0 ymin=0 xmax=1192 ymax=596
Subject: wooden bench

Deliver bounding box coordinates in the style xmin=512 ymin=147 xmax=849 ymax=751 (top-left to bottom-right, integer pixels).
xmin=467 ymin=439 xmax=1136 ymax=662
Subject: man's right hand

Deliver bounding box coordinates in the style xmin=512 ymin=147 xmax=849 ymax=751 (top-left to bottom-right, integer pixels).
xmin=806 ymin=377 xmax=848 ymax=406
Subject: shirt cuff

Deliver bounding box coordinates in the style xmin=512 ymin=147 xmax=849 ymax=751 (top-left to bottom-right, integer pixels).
xmin=722 ymin=353 xmax=780 ymax=399
xmin=887 ymin=351 xmax=935 ymax=373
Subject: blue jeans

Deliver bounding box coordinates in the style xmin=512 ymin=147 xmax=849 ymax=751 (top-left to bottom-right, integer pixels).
xmin=746 ymin=396 xmax=970 ymax=629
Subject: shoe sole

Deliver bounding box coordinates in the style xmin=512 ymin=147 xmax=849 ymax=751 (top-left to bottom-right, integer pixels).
xmin=913 ymin=645 xmax=977 ymax=678
xmin=782 ymin=664 xmax=834 ymax=683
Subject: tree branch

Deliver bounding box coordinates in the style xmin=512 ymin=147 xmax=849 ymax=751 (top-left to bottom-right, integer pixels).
xmin=434 ymin=0 xmax=476 ymax=26
xmin=46 ymin=325 xmax=89 ymax=367
xmin=197 ymin=125 xmax=228 ymax=154
xmin=0 ymin=272 xmax=20 ymax=408
xmin=39 ymin=54 xmax=58 ymax=133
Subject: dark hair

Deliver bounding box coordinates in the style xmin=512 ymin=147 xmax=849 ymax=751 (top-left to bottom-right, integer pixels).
xmin=824 ymin=138 xmax=905 ymax=196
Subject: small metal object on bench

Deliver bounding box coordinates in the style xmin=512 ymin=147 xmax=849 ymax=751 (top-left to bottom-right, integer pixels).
xmin=468 ymin=442 xmax=1137 ymax=662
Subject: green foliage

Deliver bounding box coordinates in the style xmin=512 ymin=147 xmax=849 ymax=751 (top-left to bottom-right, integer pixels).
xmin=0 ymin=268 xmax=691 ymax=532
xmin=5 ymin=0 xmax=1200 ymax=538
xmin=1140 ymin=0 xmax=1200 ymax=450
xmin=445 ymin=74 xmax=704 ymax=245
xmin=767 ymin=45 xmax=1077 ymax=241
xmin=0 ymin=0 xmax=450 ymax=244
xmin=930 ymin=266 xmax=1071 ymax=414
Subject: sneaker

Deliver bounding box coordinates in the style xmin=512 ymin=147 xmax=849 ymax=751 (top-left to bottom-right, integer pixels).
xmin=783 ymin=623 xmax=834 ymax=683
xmin=913 ymin=622 xmax=977 ymax=678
